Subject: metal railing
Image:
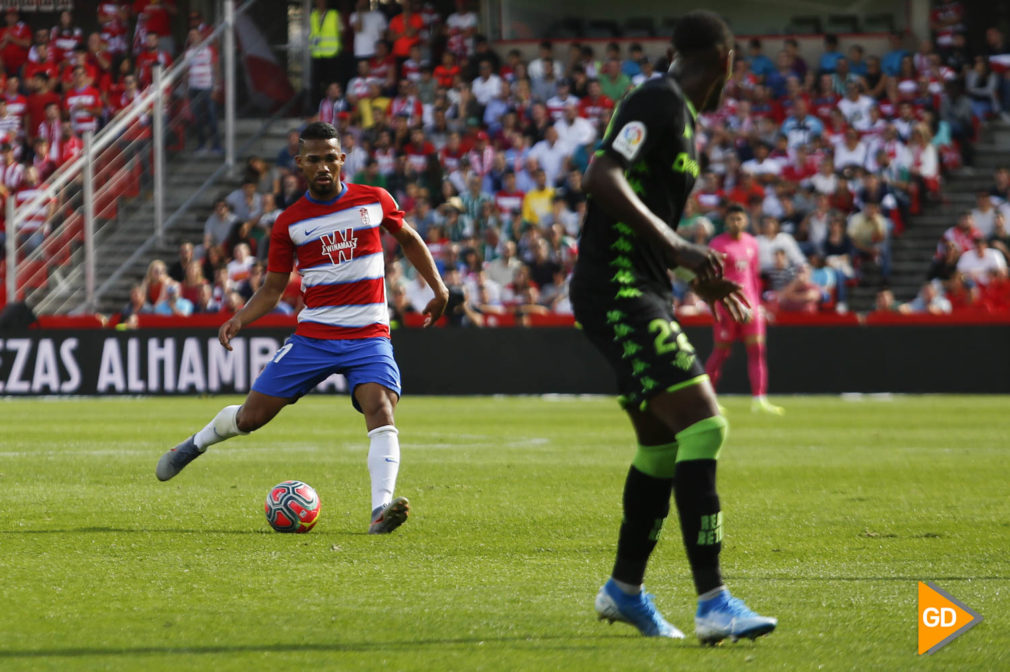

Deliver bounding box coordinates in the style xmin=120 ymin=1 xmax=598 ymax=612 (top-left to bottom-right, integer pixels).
xmin=3 ymin=0 xmax=264 ymax=313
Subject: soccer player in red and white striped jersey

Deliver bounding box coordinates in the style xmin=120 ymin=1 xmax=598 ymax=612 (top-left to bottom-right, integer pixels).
xmin=157 ymin=122 xmax=449 ymax=535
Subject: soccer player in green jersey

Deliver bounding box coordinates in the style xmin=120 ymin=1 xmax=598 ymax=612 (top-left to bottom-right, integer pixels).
xmin=570 ymin=10 xmax=777 ymax=644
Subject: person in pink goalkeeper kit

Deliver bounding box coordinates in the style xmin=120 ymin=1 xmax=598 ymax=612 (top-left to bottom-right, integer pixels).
xmin=704 ymin=204 xmax=784 ymax=415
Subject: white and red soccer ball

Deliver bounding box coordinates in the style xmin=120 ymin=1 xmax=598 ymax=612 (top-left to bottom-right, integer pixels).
xmin=264 ymin=480 xmax=320 ymax=533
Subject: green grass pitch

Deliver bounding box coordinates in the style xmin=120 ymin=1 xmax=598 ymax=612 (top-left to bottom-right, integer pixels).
xmin=0 ymin=395 xmax=1007 ymax=671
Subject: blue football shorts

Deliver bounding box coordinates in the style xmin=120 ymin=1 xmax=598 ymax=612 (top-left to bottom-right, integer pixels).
xmin=252 ymin=334 xmax=401 ymax=411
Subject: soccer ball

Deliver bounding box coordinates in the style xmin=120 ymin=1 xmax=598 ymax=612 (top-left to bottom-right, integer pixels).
xmin=264 ymin=480 xmax=321 ymax=533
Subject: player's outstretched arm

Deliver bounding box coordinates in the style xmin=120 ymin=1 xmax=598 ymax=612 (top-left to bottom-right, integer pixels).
xmin=393 ymin=224 xmax=450 ymax=327
xmin=584 ymin=153 xmax=723 ymax=280
xmin=219 ymin=270 xmax=289 ymax=351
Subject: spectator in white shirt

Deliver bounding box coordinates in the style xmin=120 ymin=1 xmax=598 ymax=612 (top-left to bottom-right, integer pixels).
xmin=226 ymin=181 xmax=264 ymax=223
xmin=757 ymin=215 xmax=807 ymax=271
xmin=341 ymin=132 xmax=369 ymax=182
xmin=971 ymin=191 xmax=999 ymax=238
xmin=545 ymin=80 xmax=580 ymax=121
xmin=349 ymin=0 xmax=387 ymax=61
xmin=531 ymin=58 xmax=559 ymax=104
xmin=956 ymin=236 xmax=1008 ymax=285
xmin=553 ymin=104 xmax=596 ymax=154
xmin=529 ymin=126 xmax=568 ymax=186
xmin=900 ymin=281 xmax=952 ymax=314
xmin=471 ymin=60 xmax=503 ymax=107
xmin=833 ymin=127 xmax=870 ymax=175
xmin=810 ymin=157 xmax=839 ymax=196
xmin=740 ymin=142 xmax=782 ymax=184
xmin=528 ymin=40 xmax=564 ymax=81
xmin=226 ymin=243 xmax=256 ymax=283
xmin=836 ymin=80 xmax=875 ymax=131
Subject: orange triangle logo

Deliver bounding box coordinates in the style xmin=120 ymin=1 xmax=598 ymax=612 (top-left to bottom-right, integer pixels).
xmin=918 ymin=582 xmax=983 ymax=655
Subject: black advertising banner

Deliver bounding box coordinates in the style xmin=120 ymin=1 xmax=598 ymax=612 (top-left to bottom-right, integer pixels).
xmin=0 ymin=329 xmax=347 ymax=396
xmin=1 ymin=325 xmax=1009 ymax=396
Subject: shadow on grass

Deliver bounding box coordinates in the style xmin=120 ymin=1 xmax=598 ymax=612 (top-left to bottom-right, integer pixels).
xmin=0 ymin=527 xmax=273 ymax=535
xmin=731 ymin=575 xmax=1010 ymax=581
xmin=0 ymin=633 xmax=739 ymax=659
xmin=0 ymin=527 xmax=374 ymax=536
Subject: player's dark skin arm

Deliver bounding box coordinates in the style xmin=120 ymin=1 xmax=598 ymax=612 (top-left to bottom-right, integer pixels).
xmin=218 ymin=270 xmax=290 ymax=350
xmin=583 ymin=154 xmax=750 ymax=321
xmin=393 ymin=223 xmax=450 ymax=326
xmin=584 ymin=153 xmax=723 ymax=280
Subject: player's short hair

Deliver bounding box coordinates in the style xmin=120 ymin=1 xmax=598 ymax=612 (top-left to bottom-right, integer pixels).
xmin=299 ymin=122 xmax=340 ymax=147
xmin=672 ymin=10 xmax=733 ymax=57
xmin=725 ymin=204 xmax=747 ymax=217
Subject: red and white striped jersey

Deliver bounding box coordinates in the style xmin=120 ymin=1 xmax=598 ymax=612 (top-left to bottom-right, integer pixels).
xmin=51 ymin=26 xmax=84 ymax=62
xmin=37 ymin=119 xmax=62 ymax=161
xmin=14 ymin=185 xmax=52 ymax=233
xmin=186 ymin=44 xmax=217 ymax=90
xmin=64 ymin=86 xmax=103 ymax=132
xmin=5 ymin=93 xmax=26 ymax=121
xmin=0 ymin=160 xmax=25 ymax=191
xmin=267 ymin=182 xmax=405 ymax=340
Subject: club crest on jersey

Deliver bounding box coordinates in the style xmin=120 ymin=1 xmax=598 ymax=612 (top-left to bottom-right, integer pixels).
xmin=359 ymin=207 xmax=371 ymax=227
xmin=320 ymin=228 xmax=357 ymax=264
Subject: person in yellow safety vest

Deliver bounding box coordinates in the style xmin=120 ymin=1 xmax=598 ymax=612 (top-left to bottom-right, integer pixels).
xmin=310 ymin=0 xmax=342 ymax=105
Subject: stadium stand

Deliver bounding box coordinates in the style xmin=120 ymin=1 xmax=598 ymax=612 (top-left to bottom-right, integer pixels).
xmin=3 ymin=1 xmax=1010 ymax=326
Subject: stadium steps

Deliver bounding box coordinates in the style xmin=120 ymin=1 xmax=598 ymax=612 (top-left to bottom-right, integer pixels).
xmin=37 ymin=119 xmax=299 ymax=314
xmin=846 ymin=120 xmax=1010 ymax=311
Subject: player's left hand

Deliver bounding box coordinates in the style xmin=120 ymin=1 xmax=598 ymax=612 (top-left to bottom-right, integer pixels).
xmin=422 ymin=291 xmax=449 ymax=327
xmin=692 ymin=277 xmax=753 ymax=324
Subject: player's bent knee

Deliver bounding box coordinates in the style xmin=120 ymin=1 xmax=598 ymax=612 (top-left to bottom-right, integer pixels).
xmin=674 ymin=415 xmax=728 ymax=462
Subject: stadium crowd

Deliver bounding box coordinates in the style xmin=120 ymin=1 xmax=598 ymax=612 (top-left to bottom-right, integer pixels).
xmin=0 ymin=2 xmax=223 ymax=262
xmin=11 ymin=0 xmax=997 ymax=325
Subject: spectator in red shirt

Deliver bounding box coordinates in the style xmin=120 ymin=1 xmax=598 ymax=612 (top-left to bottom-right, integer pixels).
xmin=434 ymin=51 xmax=460 ymax=89
xmin=578 ymin=80 xmax=614 ymax=129
xmin=27 ymin=28 xmax=53 ymax=65
xmin=4 ymin=76 xmax=26 ymax=126
xmin=98 ymin=2 xmax=130 ymax=59
xmin=25 ymin=72 xmax=61 ymax=141
xmin=402 ymin=127 xmax=434 ymax=174
xmin=59 ymin=120 xmax=83 ymax=165
xmin=36 ymin=101 xmax=62 ymax=161
xmin=780 ymin=144 xmax=819 ymax=186
xmin=439 ymin=131 xmax=465 ymax=172
xmin=31 ymin=136 xmax=57 ymax=181
xmin=85 ymin=32 xmax=113 ymax=81
xmin=64 ymin=65 xmax=104 ymax=134
xmin=111 ymin=72 xmax=144 ymax=115
xmin=50 ymin=10 xmax=84 ymax=65
xmin=726 ymin=173 xmax=766 ymax=206
xmin=24 ymin=44 xmax=59 ymax=84
xmin=389 ymin=3 xmax=424 ymax=61
xmin=61 ymin=48 xmax=98 ymax=93
xmin=367 ymin=40 xmax=396 ymax=84
xmin=134 ymin=0 xmax=177 ymax=55
xmin=135 ymin=31 xmax=173 ymax=88
xmin=495 ymin=171 xmax=525 ymax=216
xmin=938 ymin=212 xmax=983 ymax=256
xmin=1 ymin=10 xmax=31 ymax=77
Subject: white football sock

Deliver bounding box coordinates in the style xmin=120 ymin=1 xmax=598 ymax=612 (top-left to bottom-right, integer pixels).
xmin=367 ymin=425 xmax=400 ymax=512
xmin=193 ymin=405 xmax=247 ymax=450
